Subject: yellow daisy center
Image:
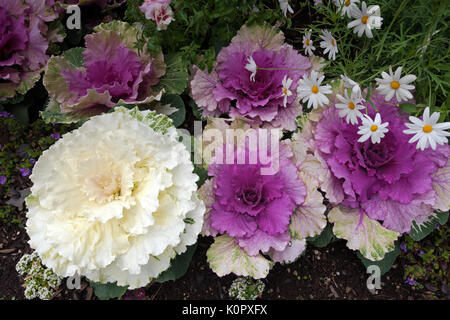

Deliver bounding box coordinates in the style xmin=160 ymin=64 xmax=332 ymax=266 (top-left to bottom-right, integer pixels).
xmin=331 ymin=39 xmax=336 ymax=46
xmin=345 ymin=0 xmax=350 ymax=6
xmin=390 ymin=81 xmax=400 ymax=89
xmin=348 ymin=102 xmax=355 ymax=110
xmin=423 ymin=125 xmax=433 ymax=133
xmin=311 ymin=85 xmax=319 ymax=94
xmin=361 ymin=16 xmax=368 ymax=24
xmin=305 ymin=39 xmax=310 ymax=46
xmin=283 ymin=88 xmax=288 ymax=95
xmin=370 ymin=125 xmax=378 ymax=132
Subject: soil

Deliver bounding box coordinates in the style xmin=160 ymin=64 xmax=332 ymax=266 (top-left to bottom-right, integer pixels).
xmin=0 ymin=218 xmax=427 ymax=300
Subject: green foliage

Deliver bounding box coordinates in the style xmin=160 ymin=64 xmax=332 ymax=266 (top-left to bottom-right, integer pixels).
xmin=305 ymin=0 xmax=450 ymax=112
xmin=357 ymin=241 xmax=400 ymax=275
xmin=156 ymin=244 xmax=197 ymax=283
xmin=189 ymin=100 xmax=206 ymax=121
xmin=160 ymin=94 xmax=186 ymax=127
xmin=62 ymin=47 xmax=85 ymax=68
xmin=125 ymin=0 xmax=286 ymax=70
xmin=402 ymin=223 xmax=449 ymax=299
xmin=89 ymin=245 xmax=199 ymax=299
xmin=154 ymin=53 xmax=189 ymax=95
xmin=193 ymin=164 xmax=208 ymax=188
xmin=0 ymin=114 xmax=74 ymax=226
xmin=399 ymin=103 xmax=417 ymax=115
xmin=89 ymin=281 xmax=128 ymax=300
xmin=41 ymin=99 xmax=85 ymax=125
xmin=409 ymin=211 xmax=449 ymax=241
xmin=306 ymin=223 xmax=335 ymax=248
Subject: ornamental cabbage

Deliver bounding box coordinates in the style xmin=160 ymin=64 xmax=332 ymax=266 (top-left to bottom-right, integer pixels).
xmin=199 ymin=119 xmax=326 ymax=278
xmin=0 ymin=0 xmax=61 ymax=100
xmin=43 ymin=21 xmax=166 ymax=121
xmin=308 ymin=93 xmax=450 ymax=260
xmin=25 ymin=107 xmax=205 ymax=289
xmin=190 ymin=24 xmax=311 ymax=131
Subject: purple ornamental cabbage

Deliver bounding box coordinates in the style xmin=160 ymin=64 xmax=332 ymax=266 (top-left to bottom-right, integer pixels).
xmin=43 ymin=21 xmax=166 ymax=121
xmin=190 ymin=24 xmax=312 ymax=131
xmin=313 ymin=94 xmax=450 ymax=260
xmin=0 ymin=0 xmax=60 ymax=100
xmin=198 ymin=119 xmax=327 ymax=278
xmin=207 ymin=142 xmax=306 ymax=256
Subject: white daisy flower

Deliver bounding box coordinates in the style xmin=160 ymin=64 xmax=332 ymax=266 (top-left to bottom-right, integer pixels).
xmin=303 ymin=31 xmax=316 ymax=56
xmin=281 ymin=75 xmax=293 ymax=108
xmin=297 ymin=70 xmax=332 ymax=109
xmin=334 ymin=0 xmax=360 ymax=18
xmin=403 ymin=107 xmax=450 ymax=150
xmin=375 ymin=66 xmax=417 ymax=102
xmin=347 ymin=1 xmax=383 ymax=38
xmin=357 ymin=113 xmax=389 ymax=144
xmin=319 ymin=29 xmax=338 ymax=60
xmin=335 ymin=90 xmax=365 ymax=125
xmin=279 ymin=0 xmax=294 ymax=17
xmin=245 ymin=56 xmax=258 ymax=82
xmin=341 ymin=74 xmax=362 ymax=97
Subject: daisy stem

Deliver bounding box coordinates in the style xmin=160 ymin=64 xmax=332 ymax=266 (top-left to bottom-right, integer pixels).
xmin=374 ymin=0 xmax=408 ymax=61
xmin=292 ymin=7 xmax=304 ymax=19
xmin=375 ymin=0 xmax=407 ymax=61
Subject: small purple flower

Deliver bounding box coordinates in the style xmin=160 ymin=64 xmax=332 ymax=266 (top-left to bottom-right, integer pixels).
xmin=405 ymin=277 xmax=417 ymax=286
xmin=50 ymin=133 xmax=61 ymax=140
xmin=0 ymin=175 xmax=7 ymax=184
xmin=418 ymin=250 xmax=424 ymax=256
xmin=122 ymin=288 xmax=149 ymax=300
xmin=0 ymin=111 xmax=11 ymax=118
xmin=19 ymin=168 xmax=30 ymax=177
xmin=30 ymin=158 xmax=36 ymax=165
xmin=400 ymin=243 xmax=407 ymax=253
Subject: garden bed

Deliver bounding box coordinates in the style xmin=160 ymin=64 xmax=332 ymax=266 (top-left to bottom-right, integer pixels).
xmin=0 ymin=221 xmax=435 ymax=300
xmin=0 ymin=136 xmax=446 ymax=300
xmin=0 ymin=0 xmax=449 ymax=301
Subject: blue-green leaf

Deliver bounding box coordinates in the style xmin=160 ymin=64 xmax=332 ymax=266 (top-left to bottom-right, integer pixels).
xmin=357 ymin=242 xmax=400 ymax=276
xmin=409 ymin=211 xmax=449 ymax=241
xmin=155 ymin=244 xmax=197 ymax=283
xmin=89 ymin=281 xmax=128 ymax=300
xmin=160 ymin=94 xmax=186 ymax=127
xmin=306 ymin=223 xmax=334 ymax=248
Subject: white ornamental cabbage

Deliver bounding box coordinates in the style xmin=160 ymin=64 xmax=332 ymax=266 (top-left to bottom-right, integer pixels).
xmin=25 ymin=107 xmax=205 ymax=289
